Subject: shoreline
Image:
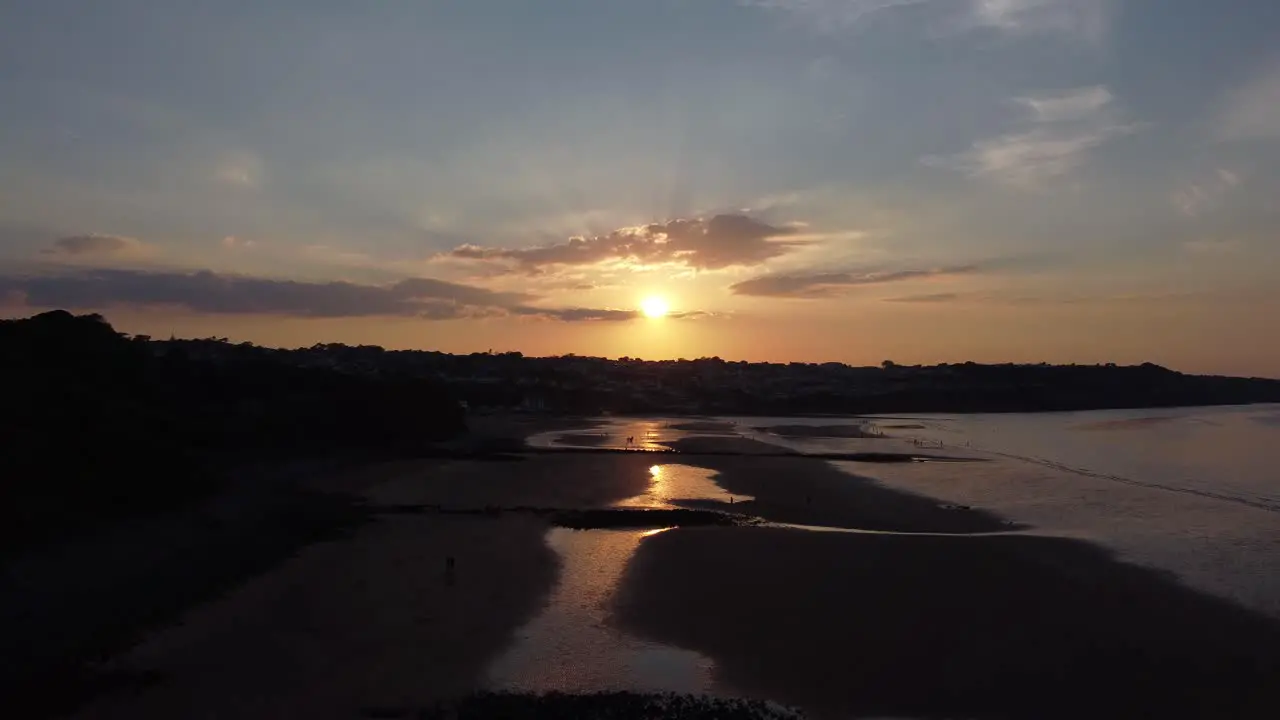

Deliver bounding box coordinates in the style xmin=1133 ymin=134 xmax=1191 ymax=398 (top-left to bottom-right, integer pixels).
xmin=20 ymin=412 xmax=1280 ymax=719
xmin=612 ymin=526 xmax=1280 ymax=718
xmin=0 ymin=457 xmax=377 ymax=718
xmin=530 ymin=440 xmax=976 ymax=464
xmin=478 ymin=400 xmax=1280 ymax=421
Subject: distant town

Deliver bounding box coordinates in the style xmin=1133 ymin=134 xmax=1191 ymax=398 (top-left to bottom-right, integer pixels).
xmin=139 ymin=319 xmax=1280 ymax=416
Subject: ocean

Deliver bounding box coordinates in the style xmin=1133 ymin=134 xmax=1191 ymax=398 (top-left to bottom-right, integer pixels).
xmin=529 ymin=405 xmax=1280 ymax=619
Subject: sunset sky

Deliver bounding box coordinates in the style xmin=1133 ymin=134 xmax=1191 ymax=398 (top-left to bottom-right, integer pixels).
xmin=2 ymin=1 xmax=1279 ymax=375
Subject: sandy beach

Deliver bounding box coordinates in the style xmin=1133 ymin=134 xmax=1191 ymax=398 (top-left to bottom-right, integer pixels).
xmin=753 ymin=423 xmax=882 ymax=439
xmin=21 ymin=424 xmax=1278 ymax=719
xmin=660 ymin=442 xmax=1009 ymax=533
xmin=612 ymin=526 xmax=1280 ymax=718
xmin=59 ymin=452 xmax=660 ymax=719
xmin=75 ymin=512 xmax=557 ymax=719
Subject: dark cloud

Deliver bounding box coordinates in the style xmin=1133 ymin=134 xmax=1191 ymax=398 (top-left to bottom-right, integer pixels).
xmin=5 ymin=269 xmax=432 ymax=317
xmin=449 ymin=214 xmax=807 ymax=273
xmin=0 ymin=268 xmax=702 ymax=323
xmin=730 ymin=266 xmax=979 ymax=298
xmin=668 ymin=310 xmax=715 ymax=320
xmin=43 ymin=234 xmax=151 ymax=257
xmin=511 ymin=306 xmax=639 ymax=322
xmin=883 ymin=293 xmax=961 ymax=303
xmin=393 ymin=277 xmax=532 ymax=307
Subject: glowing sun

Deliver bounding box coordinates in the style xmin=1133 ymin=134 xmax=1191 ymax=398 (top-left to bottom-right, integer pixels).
xmin=640 ymin=296 xmax=670 ymax=319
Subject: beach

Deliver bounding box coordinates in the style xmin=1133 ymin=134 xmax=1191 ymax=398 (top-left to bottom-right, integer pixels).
xmin=614 ymin=527 xmax=1280 ymax=718
xmin=17 ymin=412 xmax=1276 ymax=719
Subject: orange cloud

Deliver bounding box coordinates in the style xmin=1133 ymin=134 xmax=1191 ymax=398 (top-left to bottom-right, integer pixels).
xmin=0 ymin=269 xmax=712 ymax=323
xmin=449 ymin=214 xmax=807 ymax=273
xmin=42 ymin=234 xmax=156 ymax=260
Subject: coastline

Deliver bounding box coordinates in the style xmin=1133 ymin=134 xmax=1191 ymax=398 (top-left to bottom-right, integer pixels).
xmin=611 ymin=526 xmax=1280 ymax=718
xmin=653 ymin=446 xmax=1011 ymax=533
xmin=57 ymin=443 xmax=660 ymax=718
xmin=19 ymin=412 xmax=1280 ymax=719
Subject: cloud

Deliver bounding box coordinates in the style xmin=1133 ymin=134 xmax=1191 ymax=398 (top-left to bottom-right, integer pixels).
xmin=214 ymin=150 xmax=264 ymax=188
xmin=1 ymin=269 xmax=512 ymax=318
xmin=883 ymin=292 xmax=960 ymax=303
xmin=1174 ymin=169 xmax=1241 ymax=217
xmin=1216 ymin=60 xmax=1280 ymax=141
xmin=730 ymin=265 xmax=979 ymax=298
xmin=963 ymin=0 xmax=1109 ymax=42
xmin=221 ymin=235 xmax=257 ymax=250
xmin=447 ymin=214 xmax=807 ymax=274
xmin=510 ymin=306 xmax=639 ymax=322
xmin=0 ymin=268 xmax=706 ymax=323
xmin=1183 ymin=238 xmax=1243 ymax=256
xmin=1017 ymin=85 xmax=1112 ymax=123
xmin=42 ymin=234 xmax=156 ymax=259
xmin=925 ymin=85 xmax=1138 ymax=187
xmin=741 ymin=0 xmax=932 ymax=29
xmin=392 ymin=277 xmax=532 ymax=308
xmin=741 ymin=0 xmax=1107 ymax=40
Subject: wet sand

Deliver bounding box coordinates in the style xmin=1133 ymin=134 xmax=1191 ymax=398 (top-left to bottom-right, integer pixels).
xmin=661 ymin=450 xmax=1012 ymax=533
xmin=1 ymin=460 xmax=373 ymax=718
xmin=59 ymin=451 xmax=1013 ymax=719
xmin=613 ymin=526 xmax=1280 ymax=719
xmin=667 ymin=421 xmax=739 ymax=433
xmin=554 ymin=432 xmax=616 ymax=447
xmin=755 ymin=424 xmax=881 ymax=439
xmin=47 ymin=438 xmax=1280 ymax=719
xmin=1073 ymin=415 xmax=1179 ymax=431
xmin=64 ymin=453 xmax=657 ymax=719
xmin=667 ymin=436 xmax=801 ymax=456
xmin=76 ymin=514 xmax=557 ymax=719
xmin=363 ymin=453 xmax=656 ymax=509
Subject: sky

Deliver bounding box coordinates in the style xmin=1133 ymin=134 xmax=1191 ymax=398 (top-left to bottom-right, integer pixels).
xmin=2 ymin=0 xmax=1279 ymax=375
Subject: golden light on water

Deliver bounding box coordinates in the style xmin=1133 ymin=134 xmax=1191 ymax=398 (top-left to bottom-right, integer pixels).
xmin=641 ymin=296 xmax=669 ymax=319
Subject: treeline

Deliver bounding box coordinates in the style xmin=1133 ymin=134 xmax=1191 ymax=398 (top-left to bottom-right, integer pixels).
xmin=0 ymin=311 xmax=464 ymax=550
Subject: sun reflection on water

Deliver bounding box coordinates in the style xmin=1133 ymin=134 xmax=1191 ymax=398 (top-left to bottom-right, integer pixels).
xmin=485 ymin=528 xmax=713 ymax=694
xmin=617 ymin=464 xmax=755 ymax=508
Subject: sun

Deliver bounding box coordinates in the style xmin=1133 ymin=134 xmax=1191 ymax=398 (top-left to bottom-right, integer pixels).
xmin=640 ymin=296 xmax=670 ymax=319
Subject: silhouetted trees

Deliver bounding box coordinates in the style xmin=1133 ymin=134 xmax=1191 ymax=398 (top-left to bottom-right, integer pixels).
xmin=1 ymin=311 xmax=463 ymax=551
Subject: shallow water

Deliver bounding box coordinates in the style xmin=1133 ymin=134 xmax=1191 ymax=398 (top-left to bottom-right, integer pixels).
xmin=616 ymin=464 xmax=756 ymax=509
xmin=486 ymin=460 xmax=755 ymax=694
xmin=849 ymin=406 xmax=1280 ymax=619
xmin=529 ymin=418 xmax=714 ymax=451
xmin=860 ymin=405 xmax=1280 ymax=511
xmin=484 ymin=527 xmax=715 ymax=695
xmin=531 ymin=406 xmax=1280 ymax=619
